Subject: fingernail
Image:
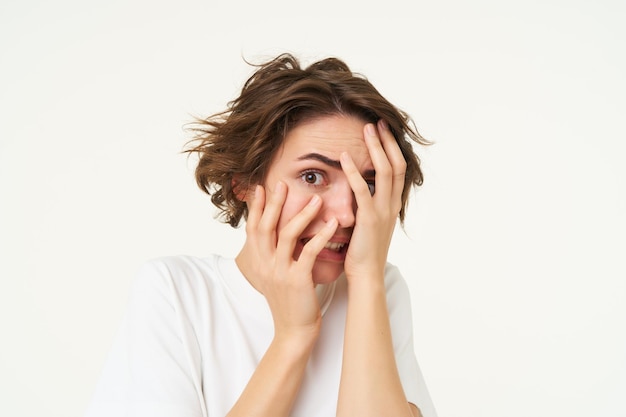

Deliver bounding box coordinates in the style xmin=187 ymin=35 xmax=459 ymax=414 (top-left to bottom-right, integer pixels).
xmin=275 ymin=181 xmax=285 ymax=193
xmin=366 ymin=124 xmax=376 ymax=136
xmin=378 ymin=119 xmax=388 ymax=130
xmin=254 ymin=185 xmax=261 ymax=199
xmin=326 ymin=218 xmax=338 ymax=228
xmin=309 ymin=195 xmax=320 ymax=206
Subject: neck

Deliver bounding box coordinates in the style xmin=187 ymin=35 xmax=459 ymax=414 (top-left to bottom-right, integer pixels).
xmin=234 ymin=247 xmax=264 ymax=295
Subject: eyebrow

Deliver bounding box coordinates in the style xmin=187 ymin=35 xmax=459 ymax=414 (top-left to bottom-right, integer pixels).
xmin=297 ymin=153 xmax=376 ymax=178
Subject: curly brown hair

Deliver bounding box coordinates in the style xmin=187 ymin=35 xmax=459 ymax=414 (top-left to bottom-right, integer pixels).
xmin=185 ymin=53 xmax=429 ymax=227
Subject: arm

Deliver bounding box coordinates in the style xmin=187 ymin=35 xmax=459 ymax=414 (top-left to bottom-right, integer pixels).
xmin=84 ymin=261 xmax=208 ymax=417
xmin=229 ymin=183 xmax=338 ymax=417
xmin=337 ymin=120 xmax=416 ymax=417
xmin=225 ymin=330 xmax=317 ymax=417
xmin=339 ymin=274 xmax=416 ymax=417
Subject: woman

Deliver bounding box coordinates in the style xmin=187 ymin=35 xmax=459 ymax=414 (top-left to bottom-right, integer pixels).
xmin=85 ymin=54 xmax=436 ymax=417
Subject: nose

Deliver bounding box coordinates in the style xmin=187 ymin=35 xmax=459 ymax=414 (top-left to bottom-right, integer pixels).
xmin=323 ymin=181 xmax=356 ymax=228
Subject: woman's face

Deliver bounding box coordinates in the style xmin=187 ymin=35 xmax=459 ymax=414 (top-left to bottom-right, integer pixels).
xmin=263 ymin=114 xmax=375 ymax=285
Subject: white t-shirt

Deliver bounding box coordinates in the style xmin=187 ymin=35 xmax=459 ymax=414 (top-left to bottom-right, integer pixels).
xmin=84 ymin=255 xmax=437 ymax=417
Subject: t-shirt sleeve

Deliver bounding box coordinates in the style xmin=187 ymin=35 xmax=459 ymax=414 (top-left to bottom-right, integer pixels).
xmin=84 ymin=260 xmax=205 ymax=417
xmin=385 ymin=264 xmax=438 ymax=417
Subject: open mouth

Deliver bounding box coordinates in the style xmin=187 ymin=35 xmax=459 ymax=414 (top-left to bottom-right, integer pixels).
xmin=301 ymin=238 xmax=348 ymax=253
xmin=323 ymin=241 xmax=346 ymax=252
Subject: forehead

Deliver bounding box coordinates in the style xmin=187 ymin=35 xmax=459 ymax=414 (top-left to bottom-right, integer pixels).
xmin=279 ymin=114 xmax=370 ymax=159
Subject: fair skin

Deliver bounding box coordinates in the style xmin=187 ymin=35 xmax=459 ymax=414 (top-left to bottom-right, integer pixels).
xmin=232 ymin=114 xmax=422 ymax=417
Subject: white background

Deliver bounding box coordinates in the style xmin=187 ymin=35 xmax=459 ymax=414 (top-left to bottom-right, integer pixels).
xmin=1 ymin=1 xmax=624 ymax=416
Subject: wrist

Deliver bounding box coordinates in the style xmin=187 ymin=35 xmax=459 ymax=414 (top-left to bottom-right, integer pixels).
xmin=345 ymin=270 xmax=385 ymax=286
xmin=273 ymin=323 xmax=320 ymax=352
xmin=345 ymin=275 xmax=387 ymax=301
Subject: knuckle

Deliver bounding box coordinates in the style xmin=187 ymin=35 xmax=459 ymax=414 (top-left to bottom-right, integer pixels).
xmin=257 ymin=219 xmax=273 ymax=234
xmin=245 ymin=220 xmax=254 ymax=233
xmin=300 ymin=244 xmax=317 ymax=257
xmin=393 ymin=171 xmax=406 ymax=182
xmin=377 ymin=163 xmax=392 ymax=177
xmin=353 ymin=179 xmax=370 ymax=194
xmin=278 ymin=224 xmax=299 ymax=241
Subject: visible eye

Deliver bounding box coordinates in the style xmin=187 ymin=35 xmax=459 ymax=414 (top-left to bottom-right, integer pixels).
xmin=300 ymin=170 xmax=325 ymax=186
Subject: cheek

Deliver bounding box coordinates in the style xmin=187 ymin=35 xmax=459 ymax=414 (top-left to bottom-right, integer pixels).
xmin=275 ymin=190 xmax=314 ymax=233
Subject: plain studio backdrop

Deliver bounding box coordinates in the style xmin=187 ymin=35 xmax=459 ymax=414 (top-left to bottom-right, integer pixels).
xmin=1 ymin=1 xmax=624 ymax=416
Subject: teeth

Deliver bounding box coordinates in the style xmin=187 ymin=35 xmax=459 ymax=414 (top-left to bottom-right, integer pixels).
xmin=324 ymin=241 xmax=345 ymax=251
xmin=301 ymin=238 xmax=347 ymax=252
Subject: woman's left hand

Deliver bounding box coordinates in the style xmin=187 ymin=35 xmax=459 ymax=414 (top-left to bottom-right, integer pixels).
xmin=340 ymin=119 xmax=406 ymax=282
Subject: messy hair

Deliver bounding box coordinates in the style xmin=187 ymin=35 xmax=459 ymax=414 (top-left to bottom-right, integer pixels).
xmin=185 ymin=53 xmax=429 ymax=227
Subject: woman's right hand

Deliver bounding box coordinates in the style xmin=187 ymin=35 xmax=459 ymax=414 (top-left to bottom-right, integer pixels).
xmin=228 ymin=183 xmax=338 ymax=417
xmin=239 ymin=182 xmax=338 ymax=341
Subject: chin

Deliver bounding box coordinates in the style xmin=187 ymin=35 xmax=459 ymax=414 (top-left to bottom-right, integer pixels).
xmin=311 ymin=261 xmax=344 ymax=285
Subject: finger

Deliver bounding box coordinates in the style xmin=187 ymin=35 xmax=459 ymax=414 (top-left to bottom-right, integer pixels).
xmin=297 ymin=218 xmax=339 ymax=271
xmin=340 ymin=151 xmax=374 ymax=210
xmin=363 ymin=123 xmax=393 ymax=199
xmin=274 ymin=194 xmax=323 ymax=261
xmin=377 ymin=119 xmax=407 ymax=207
xmin=245 ymin=185 xmax=264 ymax=235
xmin=257 ymin=181 xmax=287 ymax=251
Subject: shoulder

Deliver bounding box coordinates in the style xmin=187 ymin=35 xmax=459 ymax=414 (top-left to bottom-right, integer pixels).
xmin=383 ymin=262 xmax=414 ymax=322
xmin=138 ymin=254 xmax=219 ymax=276
xmin=136 ymin=254 xmax=220 ymax=283
xmin=384 ymin=262 xmax=411 ymax=297
xmin=130 ymin=254 xmax=224 ymax=305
